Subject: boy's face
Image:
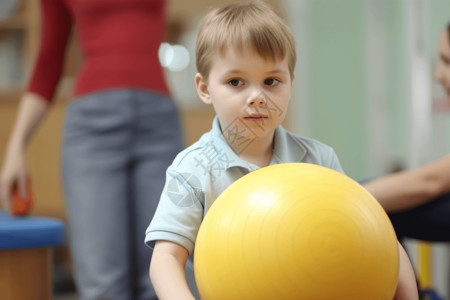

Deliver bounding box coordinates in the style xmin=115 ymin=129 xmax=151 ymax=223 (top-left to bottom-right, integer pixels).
xmin=435 ymin=30 xmax=450 ymax=103
xmin=195 ymin=47 xmax=293 ymax=147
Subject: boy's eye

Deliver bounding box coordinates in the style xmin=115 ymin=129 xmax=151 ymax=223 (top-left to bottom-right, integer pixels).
xmin=264 ymin=78 xmax=279 ymax=86
xmin=228 ymin=79 xmax=243 ymax=87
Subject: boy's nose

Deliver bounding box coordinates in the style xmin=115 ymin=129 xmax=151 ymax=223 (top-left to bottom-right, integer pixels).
xmin=247 ymin=92 xmax=267 ymax=106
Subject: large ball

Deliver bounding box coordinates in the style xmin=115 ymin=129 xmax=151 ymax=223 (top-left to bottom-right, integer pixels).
xmin=194 ymin=163 xmax=399 ymax=300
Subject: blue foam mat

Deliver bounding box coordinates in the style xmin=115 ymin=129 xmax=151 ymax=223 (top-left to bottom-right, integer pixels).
xmin=0 ymin=211 xmax=65 ymax=250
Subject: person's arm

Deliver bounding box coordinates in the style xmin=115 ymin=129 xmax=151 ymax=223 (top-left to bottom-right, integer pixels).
xmin=27 ymin=0 xmax=72 ymax=100
xmin=393 ymin=242 xmax=419 ymax=300
xmin=0 ymin=94 xmax=50 ymax=212
xmin=0 ymin=0 xmax=72 ymax=212
xmin=363 ymin=155 xmax=450 ymax=212
xmin=150 ymin=240 xmax=197 ymax=300
xmin=0 ymin=94 xmax=49 ymax=211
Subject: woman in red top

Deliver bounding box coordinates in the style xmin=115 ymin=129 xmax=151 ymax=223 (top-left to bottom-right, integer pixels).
xmin=0 ymin=0 xmax=183 ymax=299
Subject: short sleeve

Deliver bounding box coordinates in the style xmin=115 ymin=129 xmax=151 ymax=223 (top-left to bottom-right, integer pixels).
xmin=145 ymin=168 xmax=205 ymax=255
xmin=26 ymin=0 xmax=73 ymax=101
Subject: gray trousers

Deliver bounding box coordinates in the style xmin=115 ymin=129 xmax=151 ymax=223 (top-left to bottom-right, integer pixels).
xmin=62 ymin=89 xmax=183 ymax=300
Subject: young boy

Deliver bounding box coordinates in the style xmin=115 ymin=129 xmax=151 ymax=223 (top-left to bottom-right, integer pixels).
xmin=145 ymin=2 xmax=418 ymax=299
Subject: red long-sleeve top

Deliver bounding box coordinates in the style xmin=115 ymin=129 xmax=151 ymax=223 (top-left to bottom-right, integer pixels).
xmin=27 ymin=0 xmax=170 ymax=102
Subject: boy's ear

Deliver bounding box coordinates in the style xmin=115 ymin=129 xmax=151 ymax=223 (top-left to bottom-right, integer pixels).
xmin=195 ymin=73 xmax=212 ymax=104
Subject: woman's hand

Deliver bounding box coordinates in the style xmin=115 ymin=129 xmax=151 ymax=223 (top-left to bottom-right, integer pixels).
xmin=0 ymin=146 xmax=28 ymax=213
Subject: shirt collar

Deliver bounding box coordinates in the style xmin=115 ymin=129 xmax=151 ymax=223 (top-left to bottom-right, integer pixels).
xmin=210 ymin=117 xmax=308 ymax=171
xmin=271 ymin=124 xmax=308 ymax=164
xmin=210 ymin=117 xmax=255 ymax=171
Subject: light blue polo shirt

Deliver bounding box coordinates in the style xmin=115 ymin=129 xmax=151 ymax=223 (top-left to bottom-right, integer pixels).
xmin=145 ymin=117 xmax=344 ymax=254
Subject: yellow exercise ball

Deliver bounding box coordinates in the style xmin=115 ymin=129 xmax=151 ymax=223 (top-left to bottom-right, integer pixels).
xmin=194 ymin=163 xmax=399 ymax=300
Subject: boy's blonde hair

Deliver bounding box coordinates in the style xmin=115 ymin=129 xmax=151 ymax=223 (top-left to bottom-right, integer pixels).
xmin=195 ymin=1 xmax=296 ymax=80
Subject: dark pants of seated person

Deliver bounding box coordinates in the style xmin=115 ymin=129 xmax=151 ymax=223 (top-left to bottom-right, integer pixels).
xmin=385 ymin=193 xmax=450 ymax=299
xmin=387 ymin=192 xmax=450 ymax=242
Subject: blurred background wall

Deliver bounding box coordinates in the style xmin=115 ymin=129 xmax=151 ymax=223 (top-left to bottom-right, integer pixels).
xmin=0 ymin=0 xmax=449 ymax=297
xmin=278 ymin=2 xmax=450 ymax=297
xmin=164 ymin=0 xmax=450 ymax=180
